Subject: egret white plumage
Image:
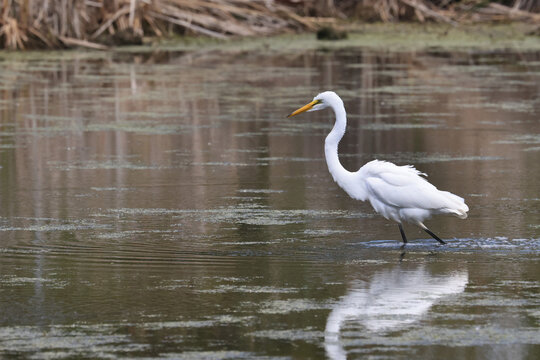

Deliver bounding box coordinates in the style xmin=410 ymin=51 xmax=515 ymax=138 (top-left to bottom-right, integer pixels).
xmin=288 ymin=91 xmax=469 ymax=245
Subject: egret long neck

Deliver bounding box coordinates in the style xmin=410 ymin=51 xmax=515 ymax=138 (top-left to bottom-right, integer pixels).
xmin=324 ymin=103 xmax=351 ymax=181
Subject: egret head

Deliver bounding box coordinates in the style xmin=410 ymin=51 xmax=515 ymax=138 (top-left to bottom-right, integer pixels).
xmin=287 ymin=91 xmax=342 ymax=118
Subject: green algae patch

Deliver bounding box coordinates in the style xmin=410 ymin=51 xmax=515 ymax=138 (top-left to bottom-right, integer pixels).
xmin=456 ymin=100 xmax=536 ymax=113
xmin=0 ymin=275 xmax=68 ymax=289
xmin=0 ymin=217 xmax=109 ymax=232
xmin=495 ymin=134 xmax=540 ymax=145
xmin=105 ymin=206 xmax=371 ymax=227
xmin=260 ymin=298 xmax=332 ymax=314
xmin=370 ymin=152 xmax=505 ymax=164
xmin=249 ymin=328 xmax=323 ymax=343
xmin=361 ymin=122 xmax=442 ymax=131
xmin=48 ymin=159 xmax=173 ymax=171
xmin=196 ymin=285 xmax=300 ymax=294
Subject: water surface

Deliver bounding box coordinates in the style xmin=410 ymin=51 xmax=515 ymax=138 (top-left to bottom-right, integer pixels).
xmin=0 ymin=44 xmax=539 ymax=359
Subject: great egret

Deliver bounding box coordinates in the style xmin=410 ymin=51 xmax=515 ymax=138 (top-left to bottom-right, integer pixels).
xmin=288 ymin=91 xmax=469 ymax=245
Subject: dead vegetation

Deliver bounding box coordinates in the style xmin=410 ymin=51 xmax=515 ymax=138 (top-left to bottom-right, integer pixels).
xmin=0 ymin=0 xmax=538 ymax=50
xmin=340 ymin=0 xmax=540 ymax=24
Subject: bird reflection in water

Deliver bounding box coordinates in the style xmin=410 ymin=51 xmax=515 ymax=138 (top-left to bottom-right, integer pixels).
xmin=324 ymin=266 xmax=468 ymax=360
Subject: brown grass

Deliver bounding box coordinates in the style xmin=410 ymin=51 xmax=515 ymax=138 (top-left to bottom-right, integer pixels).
xmin=0 ymin=0 xmax=538 ymax=50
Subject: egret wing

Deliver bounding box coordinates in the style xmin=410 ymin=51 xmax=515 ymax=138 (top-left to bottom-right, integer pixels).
xmin=364 ymin=169 xmax=459 ymax=211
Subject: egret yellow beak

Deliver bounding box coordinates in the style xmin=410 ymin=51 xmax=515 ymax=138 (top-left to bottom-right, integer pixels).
xmin=287 ymin=100 xmax=319 ymax=118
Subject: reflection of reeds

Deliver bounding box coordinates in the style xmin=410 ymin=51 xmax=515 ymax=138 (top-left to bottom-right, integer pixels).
xmin=0 ymin=1 xmax=538 ymax=50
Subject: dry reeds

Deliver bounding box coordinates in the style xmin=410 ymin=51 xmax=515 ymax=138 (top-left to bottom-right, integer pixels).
xmin=339 ymin=0 xmax=539 ymax=24
xmin=0 ymin=0 xmax=322 ymax=50
xmin=0 ymin=0 xmax=538 ymax=50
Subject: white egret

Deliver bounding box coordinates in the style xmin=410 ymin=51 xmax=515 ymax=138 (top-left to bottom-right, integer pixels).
xmin=288 ymin=91 xmax=469 ymax=245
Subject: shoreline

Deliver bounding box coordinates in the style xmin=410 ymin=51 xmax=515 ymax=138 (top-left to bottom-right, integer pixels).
xmin=108 ymin=22 xmax=540 ymax=53
xmin=0 ymin=23 xmax=539 ymax=57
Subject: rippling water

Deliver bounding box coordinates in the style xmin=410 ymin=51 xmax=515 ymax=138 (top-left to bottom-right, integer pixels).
xmin=0 ymin=43 xmax=539 ymax=359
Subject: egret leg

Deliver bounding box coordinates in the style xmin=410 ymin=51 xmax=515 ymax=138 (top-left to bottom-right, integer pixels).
xmin=398 ymin=224 xmax=407 ymax=244
xmin=424 ymin=228 xmax=446 ymax=245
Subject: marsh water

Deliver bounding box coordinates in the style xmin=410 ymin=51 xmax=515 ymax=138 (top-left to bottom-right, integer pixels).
xmin=0 ymin=40 xmax=539 ymax=359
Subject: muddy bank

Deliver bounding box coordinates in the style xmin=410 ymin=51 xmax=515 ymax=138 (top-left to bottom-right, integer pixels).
xmin=137 ymin=23 xmax=540 ymax=54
